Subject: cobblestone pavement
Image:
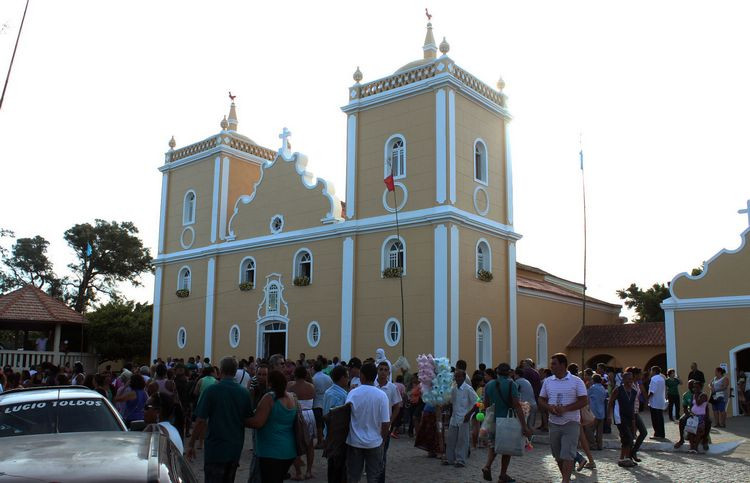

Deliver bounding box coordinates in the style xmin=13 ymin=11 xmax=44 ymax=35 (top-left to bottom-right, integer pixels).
xmin=188 ymin=415 xmax=750 ymax=482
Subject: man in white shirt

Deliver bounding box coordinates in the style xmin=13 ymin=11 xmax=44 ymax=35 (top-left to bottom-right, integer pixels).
xmin=233 ymin=360 xmax=252 ymax=391
xmin=445 ymin=369 xmax=478 ymax=467
xmin=346 ymin=362 xmax=390 ymax=483
xmin=375 ymin=361 xmax=402 ymax=483
xmin=647 ymin=366 xmax=667 ymax=438
xmin=539 ymin=353 xmax=588 ymax=483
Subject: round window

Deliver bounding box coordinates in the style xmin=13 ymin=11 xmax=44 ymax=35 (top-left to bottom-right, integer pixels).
xmin=229 ymin=324 xmax=241 ymax=349
xmin=270 ymin=214 xmax=284 ymax=234
xmin=307 ymin=321 xmax=321 ymax=347
xmin=384 ymin=318 xmax=400 ymax=347
xmin=177 ymin=327 xmax=187 ymax=349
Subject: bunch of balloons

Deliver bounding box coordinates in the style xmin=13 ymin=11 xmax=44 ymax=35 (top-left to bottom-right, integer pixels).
xmin=417 ymin=354 xmax=453 ymax=406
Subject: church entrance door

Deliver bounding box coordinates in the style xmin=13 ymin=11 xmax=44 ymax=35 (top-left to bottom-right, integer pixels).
xmin=261 ymin=321 xmax=287 ymax=359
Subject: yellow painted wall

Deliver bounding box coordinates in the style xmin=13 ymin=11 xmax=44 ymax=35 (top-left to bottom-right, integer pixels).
xmin=158 ymin=260 xmax=208 ymax=358
xmin=163 ymin=157 xmax=216 ymax=254
xmin=354 ymin=92 xmax=436 ymax=220
xmin=453 ymin=93 xmax=507 ymax=225
xmin=671 ymin=230 xmax=750 ymax=299
xmin=517 ymin=293 xmax=620 ymax=369
xmin=674 ymin=307 xmax=750 ymax=416
xmin=456 ymin=226 xmax=510 ymax=368
xmin=226 ymin=157 xmax=262 ymax=225
xmin=229 ymin=155 xmax=338 ymax=239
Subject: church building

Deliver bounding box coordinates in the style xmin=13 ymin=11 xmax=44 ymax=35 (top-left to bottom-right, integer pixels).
xmin=151 ymin=21 xmax=623 ymax=368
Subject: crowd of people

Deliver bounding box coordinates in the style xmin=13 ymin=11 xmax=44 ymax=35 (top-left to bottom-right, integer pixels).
xmin=0 ymin=351 xmax=742 ymax=483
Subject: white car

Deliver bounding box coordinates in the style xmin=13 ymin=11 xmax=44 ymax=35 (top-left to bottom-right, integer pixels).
xmin=0 ymin=385 xmax=127 ymax=437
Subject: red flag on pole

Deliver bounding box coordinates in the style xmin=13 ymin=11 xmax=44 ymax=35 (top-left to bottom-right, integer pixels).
xmin=384 ymin=174 xmax=395 ymax=192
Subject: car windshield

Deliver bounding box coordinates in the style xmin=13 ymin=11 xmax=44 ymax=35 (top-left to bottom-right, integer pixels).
xmin=0 ymin=397 xmax=122 ymax=437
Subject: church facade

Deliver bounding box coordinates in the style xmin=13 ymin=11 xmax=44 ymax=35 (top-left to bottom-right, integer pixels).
xmin=151 ymin=22 xmax=622 ymax=368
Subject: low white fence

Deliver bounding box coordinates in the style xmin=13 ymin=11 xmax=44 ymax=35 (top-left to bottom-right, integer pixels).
xmin=0 ymin=350 xmax=98 ymax=374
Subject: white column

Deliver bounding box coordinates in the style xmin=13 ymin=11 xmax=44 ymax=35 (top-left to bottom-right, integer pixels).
xmin=158 ymin=173 xmax=169 ymax=254
xmin=504 ymin=122 xmax=514 ymax=226
xmin=509 ymin=242 xmax=518 ymax=366
xmin=450 ymin=225 xmax=460 ymax=362
xmin=665 ymin=308 xmax=677 ymax=372
xmin=219 ymin=157 xmax=230 ymax=240
xmin=434 ymin=224 xmax=448 ymax=357
xmin=340 ymin=237 xmax=355 ymax=360
xmin=204 ymin=257 xmax=216 ymax=360
xmin=435 ymin=89 xmax=447 ymax=204
xmin=448 ymin=89 xmax=456 ymax=204
xmin=210 ymin=157 xmax=221 ymax=243
xmin=150 ymin=265 xmax=163 ymax=361
xmin=346 ymin=114 xmax=357 ymax=219
xmin=53 ymin=323 xmax=62 ymax=353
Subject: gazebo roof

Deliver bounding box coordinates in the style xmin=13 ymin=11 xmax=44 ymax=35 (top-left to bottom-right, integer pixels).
xmin=0 ymin=285 xmax=86 ymax=325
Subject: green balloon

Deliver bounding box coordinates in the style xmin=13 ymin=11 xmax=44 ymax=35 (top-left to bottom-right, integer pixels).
xmin=476 ymin=412 xmax=485 ymax=422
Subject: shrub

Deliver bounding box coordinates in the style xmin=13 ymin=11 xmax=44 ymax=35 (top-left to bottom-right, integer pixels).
xmin=293 ymin=276 xmax=310 ymax=286
xmin=239 ymin=282 xmax=254 ymax=291
xmin=383 ymin=267 xmax=403 ymax=278
xmin=477 ymin=270 xmax=493 ymax=282
xmin=175 ymin=289 xmax=190 ymax=298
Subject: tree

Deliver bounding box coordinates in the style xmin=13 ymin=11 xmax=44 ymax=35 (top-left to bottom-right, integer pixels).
xmin=616 ymin=282 xmax=671 ymax=323
xmin=64 ymin=220 xmax=152 ymax=313
xmin=0 ymin=235 xmax=60 ymax=294
xmin=86 ymin=300 xmax=152 ymax=363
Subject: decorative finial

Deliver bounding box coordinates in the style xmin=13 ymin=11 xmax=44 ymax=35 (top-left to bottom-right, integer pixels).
xmin=425 ymin=8 xmax=432 ymax=21
xmin=279 ymin=127 xmax=292 ymax=158
xmin=423 ymin=17 xmax=437 ymax=60
xmin=227 ymin=95 xmax=238 ymax=131
xmin=229 ymin=90 xmax=236 ymax=101
xmin=739 ymin=199 xmax=750 ymax=227
xmin=496 ymin=76 xmax=506 ymax=91
xmin=168 ymin=136 xmax=176 ymax=149
xmin=353 ymin=66 xmax=363 ymax=83
xmin=439 ymin=36 xmax=450 ymax=55
xmin=220 ymin=116 xmax=228 ymax=130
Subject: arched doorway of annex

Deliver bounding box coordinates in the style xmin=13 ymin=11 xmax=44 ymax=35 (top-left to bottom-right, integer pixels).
xmin=585 ymin=354 xmax=615 ymax=370
xmin=729 ymin=342 xmax=750 ymax=416
xmin=256 ymin=318 xmax=288 ymax=360
xmin=644 ymin=353 xmax=667 ymax=372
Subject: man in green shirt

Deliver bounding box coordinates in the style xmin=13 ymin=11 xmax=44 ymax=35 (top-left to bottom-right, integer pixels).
xmin=187 ymin=357 xmax=252 ymax=483
xmin=482 ymin=363 xmax=533 ymax=483
xmin=665 ymin=369 xmax=682 ymax=421
xmin=674 ymin=379 xmax=695 ymax=449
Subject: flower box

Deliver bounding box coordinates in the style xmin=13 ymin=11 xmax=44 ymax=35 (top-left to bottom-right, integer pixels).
xmin=239 ymin=282 xmax=254 ymax=291
xmin=382 ymin=267 xmax=403 ymax=279
xmin=477 ymin=270 xmax=493 ymax=282
xmin=175 ymin=289 xmax=190 ymax=298
xmin=293 ymin=276 xmax=310 ymax=286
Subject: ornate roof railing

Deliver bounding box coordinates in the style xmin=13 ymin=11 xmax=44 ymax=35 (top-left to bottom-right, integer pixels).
xmin=168 ymin=134 xmax=276 ymax=163
xmin=350 ymin=59 xmax=506 ymax=109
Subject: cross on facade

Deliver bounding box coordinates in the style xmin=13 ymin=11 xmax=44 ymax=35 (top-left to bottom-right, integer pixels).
xmin=279 ymin=127 xmax=292 ymax=156
xmin=739 ymin=199 xmax=750 ymax=227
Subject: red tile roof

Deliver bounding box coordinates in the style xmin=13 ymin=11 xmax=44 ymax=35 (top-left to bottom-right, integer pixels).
xmin=568 ymin=323 xmax=665 ymax=349
xmin=517 ymin=276 xmax=620 ymax=308
xmin=0 ymin=285 xmax=86 ymax=324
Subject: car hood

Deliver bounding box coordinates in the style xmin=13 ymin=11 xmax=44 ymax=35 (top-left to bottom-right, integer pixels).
xmin=0 ymin=432 xmax=157 ymax=482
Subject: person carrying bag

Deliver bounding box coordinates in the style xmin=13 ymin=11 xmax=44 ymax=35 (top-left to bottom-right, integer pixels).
xmin=494 ymin=379 xmax=525 ymax=456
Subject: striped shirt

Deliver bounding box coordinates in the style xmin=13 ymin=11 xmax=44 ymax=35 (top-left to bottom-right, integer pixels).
xmin=540 ymin=371 xmax=587 ymax=425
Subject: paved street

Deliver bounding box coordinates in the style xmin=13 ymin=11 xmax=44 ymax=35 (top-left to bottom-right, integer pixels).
xmin=188 ymin=416 xmax=750 ymax=482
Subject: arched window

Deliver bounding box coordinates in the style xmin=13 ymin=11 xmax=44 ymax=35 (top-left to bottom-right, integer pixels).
xmin=474 ymin=139 xmax=488 ymax=185
xmin=384 ymin=318 xmax=401 ymax=347
xmin=381 ymin=236 xmax=406 ymax=276
xmin=476 ymin=239 xmax=491 ymax=276
xmin=267 ymin=282 xmax=280 ymax=314
xmin=178 ymin=266 xmax=191 ymax=291
xmin=476 ymin=319 xmax=492 ymax=368
xmin=536 ymin=324 xmax=548 ymax=368
xmin=229 ymin=325 xmax=241 ymax=349
xmin=293 ymin=249 xmax=313 ymax=283
xmin=183 ymin=190 xmax=196 ymax=225
xmin=239 ymin=257 xmax=256 ymax=287
xmin=384 ymin=135 xmax=406 ymax=179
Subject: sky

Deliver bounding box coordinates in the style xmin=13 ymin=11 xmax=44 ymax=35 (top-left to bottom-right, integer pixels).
xmin=1 ymin=1 xmax=749 ymax=318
